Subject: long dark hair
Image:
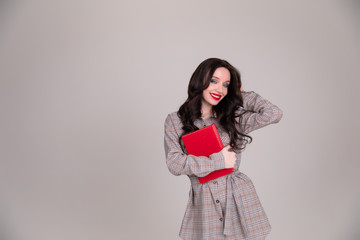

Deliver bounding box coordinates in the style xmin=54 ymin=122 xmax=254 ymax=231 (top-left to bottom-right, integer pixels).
xmin=178 ymin=58 xmax=252 ymax=151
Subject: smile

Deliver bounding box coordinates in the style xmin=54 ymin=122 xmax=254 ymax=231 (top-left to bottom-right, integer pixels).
xmin=210 ymin=93 xmax=221 ymax=101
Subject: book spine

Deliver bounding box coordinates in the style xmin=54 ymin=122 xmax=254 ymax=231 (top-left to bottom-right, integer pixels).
xmin=212 ymin=124 xmax=223 ymax=148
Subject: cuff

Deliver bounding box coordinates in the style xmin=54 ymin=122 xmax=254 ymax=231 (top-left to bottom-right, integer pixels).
xmin=209 ymin=151 xmax=225 ymax=170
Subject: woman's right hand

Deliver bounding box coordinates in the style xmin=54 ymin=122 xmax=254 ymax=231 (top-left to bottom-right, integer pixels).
xmin=221 ymin=145 xmax=236 ymax=169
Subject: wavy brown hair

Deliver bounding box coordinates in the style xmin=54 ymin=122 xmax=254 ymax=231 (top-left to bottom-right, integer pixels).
xmin=178 ymin=58 xmax=252 ymax=151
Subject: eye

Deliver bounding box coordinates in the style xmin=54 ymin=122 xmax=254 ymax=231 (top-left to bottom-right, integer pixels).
xmin=223 ymin=82 xmax=230 ymax=88
xmin=210 ymin=79 xmax=217 ymax=84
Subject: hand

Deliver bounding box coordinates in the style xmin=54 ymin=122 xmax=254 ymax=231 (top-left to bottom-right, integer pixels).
xmin=221 ymin=145 xmax=236 ymax=169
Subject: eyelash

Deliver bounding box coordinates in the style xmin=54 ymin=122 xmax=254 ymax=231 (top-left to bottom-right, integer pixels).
xmin=210 ymin=79 xmax=230 ymax=88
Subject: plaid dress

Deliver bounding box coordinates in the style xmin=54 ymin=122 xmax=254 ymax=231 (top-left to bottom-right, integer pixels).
xmin=164 ymin=91 xmax=283 ymax=240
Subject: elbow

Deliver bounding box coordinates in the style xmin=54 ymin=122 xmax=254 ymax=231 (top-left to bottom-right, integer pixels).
xmin=274 ymin=107 xmax=283 ymax=123
xmin=262 ymin=107 xmax=283 ymax=124
xmin=167 ymin=165 xmax=181 ymax=176
xmin=166 ymin=158 xmax=183 ymax=176
xmin=267 ymin=105 xmax=283 ymax=124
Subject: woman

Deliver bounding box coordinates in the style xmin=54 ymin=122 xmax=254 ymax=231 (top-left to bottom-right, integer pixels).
xmin=164 ymin=58 xmax=283 ymax=240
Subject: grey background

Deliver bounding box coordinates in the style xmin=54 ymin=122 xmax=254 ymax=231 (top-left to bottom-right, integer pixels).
xmin=1 ymin=0 xmax=359 ymax=239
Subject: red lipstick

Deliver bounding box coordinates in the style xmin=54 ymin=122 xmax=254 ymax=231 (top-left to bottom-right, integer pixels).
xmin=210 ymin=93 xmax=221 ymax=101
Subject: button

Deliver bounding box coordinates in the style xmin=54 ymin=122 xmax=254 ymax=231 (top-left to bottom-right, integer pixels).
xmin=213 ymin=181 xmax=217 ymax=184
xmin=219 ymin=218 xmax=223 ymax=221
xmin=216 ymin=200 xmax=220 ymax=204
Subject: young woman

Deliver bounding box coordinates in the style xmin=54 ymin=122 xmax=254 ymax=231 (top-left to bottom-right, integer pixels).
xmin=164 ymin=58 xmax=283 ymax=240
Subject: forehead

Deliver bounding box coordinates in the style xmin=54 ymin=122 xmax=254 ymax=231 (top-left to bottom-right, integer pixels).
xmin=212 ymin=67 xmax=231 ymax=81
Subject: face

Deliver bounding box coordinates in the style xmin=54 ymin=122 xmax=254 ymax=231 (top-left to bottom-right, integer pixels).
xmin=202 ymin=67 xmax=231 ymax=108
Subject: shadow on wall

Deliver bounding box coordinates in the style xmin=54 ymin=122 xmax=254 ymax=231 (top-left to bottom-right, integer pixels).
xmin=0 ymin=204 xmax=17 ymax=240
xmin=0 ymin=1 xmax=18 ymax=37
xmin=347 ymin=200 xmax=360 ymax=240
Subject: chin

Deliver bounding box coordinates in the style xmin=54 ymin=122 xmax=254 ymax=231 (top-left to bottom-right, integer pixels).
xmin=211 ymin=100 xmax=221 ymax=106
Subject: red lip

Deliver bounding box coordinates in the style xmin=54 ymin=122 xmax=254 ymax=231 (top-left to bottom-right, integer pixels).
xmin=210 ymin=93 xmax=221 ymax=101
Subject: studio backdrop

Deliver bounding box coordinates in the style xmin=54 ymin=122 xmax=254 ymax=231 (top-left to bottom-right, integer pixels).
xmin=0 ymin=1 xmax=359 ymax=240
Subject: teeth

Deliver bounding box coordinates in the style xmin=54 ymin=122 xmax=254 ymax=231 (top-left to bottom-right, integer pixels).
xmin=210 ymin=93 xmax=221 ymax=99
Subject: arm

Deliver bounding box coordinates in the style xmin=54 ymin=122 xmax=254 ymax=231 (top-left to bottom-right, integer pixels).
xmin=238 ymin=91 xmax=283 ymax=134
xmin=164 ymin=114 xmax=226 ymax=177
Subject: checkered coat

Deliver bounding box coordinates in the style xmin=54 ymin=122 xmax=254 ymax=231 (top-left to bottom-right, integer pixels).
xmin=164 ymin=91 xmax=283 ymax=240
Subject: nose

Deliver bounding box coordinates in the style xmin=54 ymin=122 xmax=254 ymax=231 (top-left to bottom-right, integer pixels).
xmin=215 ymin=84 xmax=223 ymax=94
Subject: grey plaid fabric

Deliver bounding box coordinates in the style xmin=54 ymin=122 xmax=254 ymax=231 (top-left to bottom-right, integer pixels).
xmin=164 ymin=91 xmax=283 ymax=240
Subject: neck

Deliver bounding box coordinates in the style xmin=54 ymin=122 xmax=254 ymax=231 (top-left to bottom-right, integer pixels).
xmin=201 ymin=101 xmax=213 ymax=120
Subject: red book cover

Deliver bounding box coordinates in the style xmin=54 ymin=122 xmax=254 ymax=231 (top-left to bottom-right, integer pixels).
xmin=181 ymin=124 xmax=234 ymax=184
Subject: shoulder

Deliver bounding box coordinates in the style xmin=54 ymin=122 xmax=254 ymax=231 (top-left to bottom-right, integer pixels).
xmin=165 ymin=111 xmax=183 ymax=131
xmin=165 ymin=111 xmax=179 ymax=123
xmin=164 ymin=112 xmax=184 ymax=137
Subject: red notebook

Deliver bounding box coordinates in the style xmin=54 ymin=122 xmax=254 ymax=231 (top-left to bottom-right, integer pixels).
xmin=181 ymin=124 xmax=234 ymax=184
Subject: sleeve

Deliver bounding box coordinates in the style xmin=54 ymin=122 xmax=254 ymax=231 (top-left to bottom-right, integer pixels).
xmin=164 ymin=114 xmax=226 ymax=177
xmin=238 ymin=91 xmax=283 ymax=134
